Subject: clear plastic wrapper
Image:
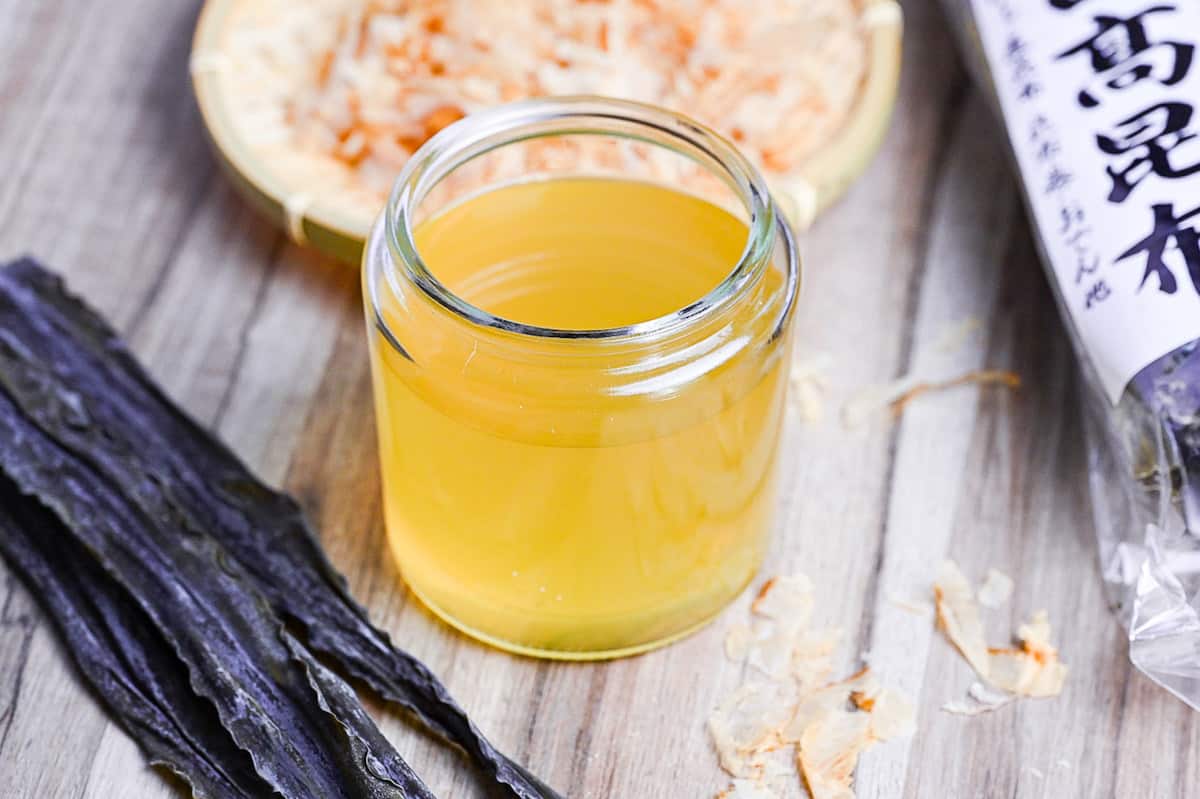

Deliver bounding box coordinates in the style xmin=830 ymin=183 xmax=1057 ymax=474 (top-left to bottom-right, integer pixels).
xmin=942 ymin=0 xmax=1200 ymax=706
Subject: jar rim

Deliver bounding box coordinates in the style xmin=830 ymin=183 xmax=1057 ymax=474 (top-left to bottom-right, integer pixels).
xmin=380 ymin=96 xmax=797 ymax=344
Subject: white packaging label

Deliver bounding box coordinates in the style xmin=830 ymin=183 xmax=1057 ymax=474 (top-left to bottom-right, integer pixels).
xmin=970 ymin=0 xmax=1200 ymax=402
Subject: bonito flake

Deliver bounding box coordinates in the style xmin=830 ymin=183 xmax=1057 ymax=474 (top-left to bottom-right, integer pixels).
xmin=842 ymin=370 xmax=1020 ymax=428
xmin=797 ymin=710 xmax=873 ymax=799
xmin=709 ymin=681 xmax=798 ymax=776
xmin=711 ymin=575 xmax=914 ymax=798
xmin=781 ymin=668 xmax=875 ymax=744
xmin=887 ymin=593 xmax=933 ymax=616
xmin=857 ymin=687 xmax=917 ymax=741
xmin=934 ymin=562 xmax=1068 ymax=701
xmin=794 ymin=674 xmax=915 ymax=798
xmin=751 ymin=575 xmax=815 ymax=626
xmin=976 ymin=568 xmax=1014 ymax=609
xmin=790 ymin=628 xmax=841 ymax=692
xmin=725 ymin=623 xmax=756 ymax=662
xmin=715 ymin=779 xmax=781 ymax=799
xmin=788 ymin=353 xmax=833 ymax=425
xmin=941 ymin=681 xmax=1016 ymax=716
xmin=987 ymin=610 xmax=1069 ymax=698
xmin=747 ymin=624 xmax=800 ymax=680
xmin=934 ymin=560 xmax=992 ymax=679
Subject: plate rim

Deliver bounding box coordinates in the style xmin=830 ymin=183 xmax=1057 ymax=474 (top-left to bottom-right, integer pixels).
xmin=190 ymin=0 xmax=904 ymax=264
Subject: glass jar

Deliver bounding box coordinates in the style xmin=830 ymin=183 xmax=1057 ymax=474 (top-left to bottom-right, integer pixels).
xmin=363 ymin=97 xmax=800 ymax=659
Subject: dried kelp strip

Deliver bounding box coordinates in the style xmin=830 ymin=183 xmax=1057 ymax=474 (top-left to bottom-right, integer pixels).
xmin=285 ymin=637 xmax=439 ymax=794
xmin=0 ymin=475 xmax=270 ymax=799
xmin=0 ymin=258 xmax=560 ymax=799
xmin=0 ymin=385 xmax=433 ymax=798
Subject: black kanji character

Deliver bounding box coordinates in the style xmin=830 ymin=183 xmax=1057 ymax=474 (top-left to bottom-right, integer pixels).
xmin=1045 ymin=165 xmax=1073 ymax=193
xmin=1030 ymin=117 xmax=1059 ymax=155
xmin=1006 ymin=35 xmax=1042 ymax=98
xmin=1059 ymin=202 xmax=1085 ymax=233
xmin=1116 ymin=202 xmax=1200 ymax=294
xmin=1057 ymin=6 xmax=1194 ymax=107
xmin=1075 ymin=253 xmax=1101 ymax=285
xmin=1037 ymin=139 xmax=1061 ymax=161
xmin=1059 ymin=6 xmax=1175 ymax=73
xmin=1084 ymin=280 xmax=1112 ymax=308
xmin=1098 ymin=101 xmax=1200 ymax=202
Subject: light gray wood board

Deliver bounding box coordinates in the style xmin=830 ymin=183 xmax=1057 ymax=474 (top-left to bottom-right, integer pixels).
xmin=0 ymin=0 xmax=1191 ymax=797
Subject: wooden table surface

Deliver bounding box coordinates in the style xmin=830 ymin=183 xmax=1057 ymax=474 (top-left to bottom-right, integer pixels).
xmin=0 ymin=2 xmax=1194 ymax=797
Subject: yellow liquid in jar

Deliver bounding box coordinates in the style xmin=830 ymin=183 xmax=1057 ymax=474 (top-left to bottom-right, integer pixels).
xmin=366 ymin=179 xmax=790 ymax=658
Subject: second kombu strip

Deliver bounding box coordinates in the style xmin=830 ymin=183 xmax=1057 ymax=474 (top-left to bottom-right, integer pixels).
xmin=0 ymin=258 xmax=561 ymax=799
xmin=0 ymin=474 xmax=271 ymax=799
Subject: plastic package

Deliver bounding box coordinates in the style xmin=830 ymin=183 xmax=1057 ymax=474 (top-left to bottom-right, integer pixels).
xmin=942 ymin=0 xmax=1200 ymax=706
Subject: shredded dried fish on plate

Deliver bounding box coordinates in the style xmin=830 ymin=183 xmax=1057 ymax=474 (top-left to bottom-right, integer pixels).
xmin=212 ymin=0 xmax=873 ymax=222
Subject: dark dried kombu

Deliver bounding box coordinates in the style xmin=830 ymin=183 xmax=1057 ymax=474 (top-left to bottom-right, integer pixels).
xmin=0 ymin=475 xmax=270 ymax=799
xmin=0 ymin=258 xmax=560 ymax=799
xmin=0 ymin=257 xmax=560 ymax=798
xmin=0 ymin=384 xmax=433 ymax=799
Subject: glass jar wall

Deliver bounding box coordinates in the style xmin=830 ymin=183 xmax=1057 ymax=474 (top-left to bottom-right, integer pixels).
xmin=363 ymin=97 xmax=800 ymax=659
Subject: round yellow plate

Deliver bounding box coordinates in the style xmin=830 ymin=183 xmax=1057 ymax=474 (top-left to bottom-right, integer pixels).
xmin=190 ymin=0 xmax=903 ymax=265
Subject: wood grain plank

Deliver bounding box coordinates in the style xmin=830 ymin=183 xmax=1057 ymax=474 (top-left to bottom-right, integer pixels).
xmin=82 ymin=730 xmax=181 ymax=799
xmin=0 ymin=572 xmax=37 ymax=755
xmin=852 ymin=92 xmax=1017 ymax=798
xmin=3 ymin=0 xmax=1200 ymax=796
xmin=0 ymin=629 xmax=115 ymax=796
xmin=0 ymin=1 xmax=105 ymax=228
xmin=121 ymin=183 xmax=282 ymax=420
xmin=212 ymin=245 xmax=360 ymax=483
xmin=0 ymin=0 xmax=217 ymax=328
xmin=1112 ymin=673 xmax=1198 ymax=799
xmin=897 ymin=227 xmax=1131 ymax=799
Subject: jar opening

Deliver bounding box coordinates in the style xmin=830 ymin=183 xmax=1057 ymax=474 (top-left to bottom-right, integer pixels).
xmin=381 ymin=96 xmax=788 ymax=343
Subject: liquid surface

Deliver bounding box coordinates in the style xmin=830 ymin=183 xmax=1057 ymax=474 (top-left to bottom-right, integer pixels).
xmin=367 ymin=179 xmax=790 ymax=657
xmin=415 ymin=178 xmax=748 ymax=329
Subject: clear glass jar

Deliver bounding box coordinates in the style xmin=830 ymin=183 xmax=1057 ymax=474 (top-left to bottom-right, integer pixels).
xmin=363 ymin=97 xmax=800 ymax=659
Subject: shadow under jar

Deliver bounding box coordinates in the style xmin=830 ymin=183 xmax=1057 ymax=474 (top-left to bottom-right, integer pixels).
xmin=363 ymin=97 xmax=801 ymax=660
